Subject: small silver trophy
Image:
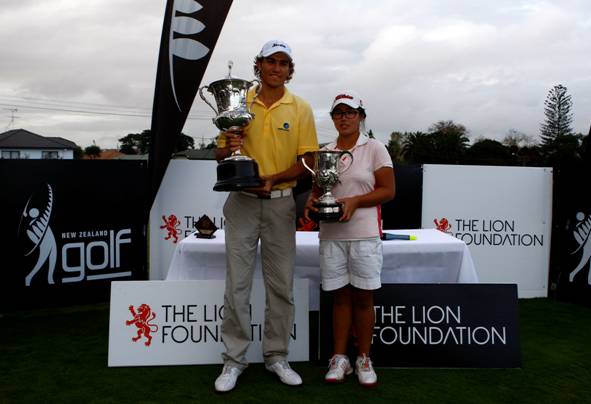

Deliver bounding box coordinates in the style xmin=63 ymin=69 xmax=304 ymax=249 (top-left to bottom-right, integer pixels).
xmin=303 ymin=150 xmax=354 ymax=222
xmin=199 ymin=61 xmax=263 ymax=192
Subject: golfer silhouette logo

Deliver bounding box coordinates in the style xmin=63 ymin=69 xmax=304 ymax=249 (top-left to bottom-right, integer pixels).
xmin=126 ymin=304 xmax=159 ymax=346
xmin=569 ymin=211 xmax=591 ymax=284
xmin=18 ymin=183 xmax=57 ymax=286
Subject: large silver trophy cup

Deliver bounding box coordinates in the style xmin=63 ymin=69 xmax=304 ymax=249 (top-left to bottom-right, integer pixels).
xmin=199 ymin=61 xmax=263 ymax=192
xmin=303 ymin=150 xmax=354 ymax=222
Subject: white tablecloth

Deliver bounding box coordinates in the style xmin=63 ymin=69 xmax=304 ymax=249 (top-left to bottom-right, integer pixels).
xmin=166 ymin=229 xmax=479 ymax=310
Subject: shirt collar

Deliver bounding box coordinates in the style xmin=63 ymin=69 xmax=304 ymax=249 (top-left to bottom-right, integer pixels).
xmin=326 ymin=133 xmax=369 ymax=151
xmin=249 ymin=87 xmax=293 ymax=106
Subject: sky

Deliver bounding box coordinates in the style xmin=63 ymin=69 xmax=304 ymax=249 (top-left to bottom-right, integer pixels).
xmin=1 ymin=0 xmax=590 ymax=149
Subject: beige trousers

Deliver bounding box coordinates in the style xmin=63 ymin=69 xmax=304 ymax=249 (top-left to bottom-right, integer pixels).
xmin=220 ymin=192 xmax=296 ymax=368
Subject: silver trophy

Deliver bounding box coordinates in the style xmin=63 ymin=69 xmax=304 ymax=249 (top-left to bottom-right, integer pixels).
xmin=199 ymin=61 xmax=263 ymax=192
xmin=303 ymin=150 xmax=354 ymax=222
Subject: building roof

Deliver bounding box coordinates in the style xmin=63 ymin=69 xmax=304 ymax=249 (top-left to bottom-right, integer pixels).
xmin=0 ymin=129 xmax=78 ymax=150
xmin=173 ymin=149 xmax=216 ymax=160
xmin=82 ymin=149 xmax=126 ymax=160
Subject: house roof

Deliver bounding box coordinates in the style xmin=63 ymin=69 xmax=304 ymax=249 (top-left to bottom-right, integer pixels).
xmin=0 ymin=129 xmax=78 ymax=150
xmin=82 ymin=149 xmax=126 ymax=160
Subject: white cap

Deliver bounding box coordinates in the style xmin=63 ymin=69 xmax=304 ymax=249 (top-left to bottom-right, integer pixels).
xmin=330 ymin=91 xmax=364 ymax=112
xmin=258 ymin=40 xmax=293 ymax=60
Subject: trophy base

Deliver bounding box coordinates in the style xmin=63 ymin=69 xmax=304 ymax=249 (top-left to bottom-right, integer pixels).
xmin=195 ymin=233 xmax=216 ymax=239
xmin=214 ymin=158 xmax=263 ymax=192
xmin=313 ymin=203 xmax=343 ymax=222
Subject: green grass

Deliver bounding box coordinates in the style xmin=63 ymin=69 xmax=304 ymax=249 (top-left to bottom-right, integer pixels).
xmin=1 ymin=299 xmax=590 ymax=403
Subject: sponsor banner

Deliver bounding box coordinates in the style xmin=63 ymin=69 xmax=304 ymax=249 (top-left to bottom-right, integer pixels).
xmin=550 ymin=167 xmax=591 ymax=306
xmin=149 ymin=160 xmax=227 ymax=280
xmin=148 ymin=0 xmax=233 ymax=203
xmin=108 ymin=279 xmax=309 ymax=366
xmin=319 ymin=284 xmax=521 ymax=368
xmin=422 ymin=164 xmax=552 ymax=298
xmin=0 ymin=160 xmax=147 ymax=310
xmin=381 ymin=164 xmax=423 ymax=230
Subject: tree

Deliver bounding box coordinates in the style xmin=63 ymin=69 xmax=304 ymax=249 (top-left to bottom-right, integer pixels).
xmin=367 ymin=129 xmax=375 ymax=139
xmin=119 ymin=131 xmax=149 ymax=154
xmin=118 ymin=130 xmax=195 ymax=154
xmin=465 ymin=139 xmax=516 ymax=166
xmin=540 ymin=84 xmax=573 ymax=146
xmin=502 ymin=129 xmax=535 ymax=149
xmin=428 ymin=120 xmax=469 ymax=164
xmin=386 ymin=132 xmax=404 ymax=164
xmin=84 ymin=145 xmax=102 ymax=159
xmin=202 ymin=138 xmax=217 ymax=150
xmin=401 ymin=131 xmax=435 ymax=164
xmin=73 ymin=145 xmax=84 ymax=159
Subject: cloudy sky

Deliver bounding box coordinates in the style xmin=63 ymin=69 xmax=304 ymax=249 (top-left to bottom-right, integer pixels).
xmin=1 ymin=0 xmax=590 ymax=149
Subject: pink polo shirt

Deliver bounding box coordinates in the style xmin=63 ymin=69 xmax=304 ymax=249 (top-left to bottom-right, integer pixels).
xmin=318 ymin=134 xmax=393 ymax=240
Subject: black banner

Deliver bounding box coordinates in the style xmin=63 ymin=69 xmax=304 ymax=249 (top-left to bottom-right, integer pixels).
xmin=0 ymin=160 xmax=147 ymax=311
xmin=550 ymin=166 xmax=591 ymax=306
xmin=148 ymin=0 xmax=233 ymax=203
xmin=381 ymin=164 xmax=423 ymax=230
xmin=319 ymin=284 xmax=521 ymax=368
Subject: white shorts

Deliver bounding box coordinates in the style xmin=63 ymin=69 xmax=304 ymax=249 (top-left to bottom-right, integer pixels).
xmin=319 ymin=238 xmax=383 ymax=291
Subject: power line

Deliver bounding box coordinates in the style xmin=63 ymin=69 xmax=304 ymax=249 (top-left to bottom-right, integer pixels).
xmin=0 ymin=102 xmax=213 ymax=120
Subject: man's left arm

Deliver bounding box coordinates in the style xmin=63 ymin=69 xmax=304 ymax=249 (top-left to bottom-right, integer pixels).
xmin=263 ymin=152 xmax=315 ymax=188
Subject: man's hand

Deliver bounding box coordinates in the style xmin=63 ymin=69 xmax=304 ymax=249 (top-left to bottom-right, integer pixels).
xmin=242 ymin=175 xmax=274 ymax=198
xmin=223 ymin=129 xmax=244 ymax=154
xmin=303 ymin=194 xmax=319 ymax=221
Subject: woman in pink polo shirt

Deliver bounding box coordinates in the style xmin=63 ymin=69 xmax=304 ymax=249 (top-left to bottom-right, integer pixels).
xmin=305 ymin=91 xmax=395 ymax=387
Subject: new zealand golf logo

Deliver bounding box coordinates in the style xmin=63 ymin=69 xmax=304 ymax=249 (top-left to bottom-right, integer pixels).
xmin=18 ymin=183 xmax=57 ymax=286
xmin=569 ymin=211 xmax=591 ymax=284
xmin=126 ymin=304 xmax=159 ymax=346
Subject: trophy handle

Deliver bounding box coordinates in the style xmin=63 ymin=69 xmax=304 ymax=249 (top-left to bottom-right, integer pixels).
xmin=301 ymin=154 xmax=316 ymax=176
xmin=338 ymin=150 xmax=354 ymax=174
xmin=248 ymin=79 xmax=262 ymax=115
xmin=198 ymin=86 xmax=219 ymax=115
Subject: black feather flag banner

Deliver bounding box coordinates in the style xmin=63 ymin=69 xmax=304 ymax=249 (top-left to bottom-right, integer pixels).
xmin=148 ymin=0 xmax=233 ymax=204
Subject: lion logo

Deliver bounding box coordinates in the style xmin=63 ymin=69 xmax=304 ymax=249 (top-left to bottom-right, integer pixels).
xmin=125 ymin=304 xmax=159 ymax=346
xmin=160 ymin=214 xmax=181 ymax=243
xmin=434 ymin=217 xmax=452 ymax=233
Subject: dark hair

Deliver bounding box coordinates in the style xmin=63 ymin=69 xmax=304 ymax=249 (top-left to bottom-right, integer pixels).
xmin=253 ymin=55 xmax=295 ymax=83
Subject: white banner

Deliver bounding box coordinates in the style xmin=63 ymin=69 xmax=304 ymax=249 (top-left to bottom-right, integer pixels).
xmin=421 ymin=164 xmax=553 ymax=298
xmin=149 ymin=160 xmax=226 ymax=280
xmin=108 ymin=279 xmax=309 ymax=366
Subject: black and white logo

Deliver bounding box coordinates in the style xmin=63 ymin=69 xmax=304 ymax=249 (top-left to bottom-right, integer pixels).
xmin=169 ymin=0 xmax=210 ymax=111
xmin=18 ymin=183 xmax=57 ymax=286
xmin=569 ymin=211 xmax=591 ymax=284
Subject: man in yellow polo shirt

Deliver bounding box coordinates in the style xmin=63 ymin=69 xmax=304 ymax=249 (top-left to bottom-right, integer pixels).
xmin=214 ymin=39 xmax=319 ymax=393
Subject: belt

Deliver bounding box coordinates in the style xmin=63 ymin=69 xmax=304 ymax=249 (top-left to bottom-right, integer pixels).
xmin=241 ymin=188 xmax=292 ymax=199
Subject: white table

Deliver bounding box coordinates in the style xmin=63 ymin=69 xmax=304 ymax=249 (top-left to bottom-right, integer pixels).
xmin=166 ymin=229 xmax=479 ymax=310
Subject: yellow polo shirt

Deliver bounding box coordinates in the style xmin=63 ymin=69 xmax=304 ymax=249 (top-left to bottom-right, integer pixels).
xmin=218 ymin=87 xmax=319 ymax=190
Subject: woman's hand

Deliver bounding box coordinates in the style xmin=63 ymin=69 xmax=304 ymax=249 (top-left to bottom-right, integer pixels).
xmin=337 ymin=196 xmax=360 ymax=222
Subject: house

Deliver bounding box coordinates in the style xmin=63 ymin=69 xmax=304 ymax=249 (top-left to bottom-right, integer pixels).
xmin=82 ymin=149 xmax=126 ymax=160
xmin=0 ymin=129 xmax=78 ymax=159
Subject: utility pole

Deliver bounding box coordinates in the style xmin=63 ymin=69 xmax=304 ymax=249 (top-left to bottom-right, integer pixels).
xmin=4 ymin=108 xmax=19 ymax=130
